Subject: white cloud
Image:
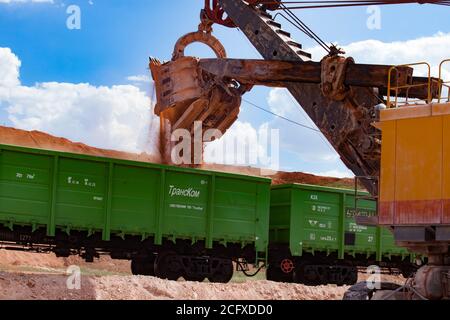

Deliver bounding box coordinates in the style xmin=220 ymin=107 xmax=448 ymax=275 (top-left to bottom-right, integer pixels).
xmin=313 ymin=170 xmax=354 ymax=179
xmin=309 ymin=31 xmax=450 ymax=78
xmin=266 ymin=88 xmax=336 ymax=162
xmin=127 ymin=75 xmax=151 ymax=83
xmin=265 ymin=88 xmax=352 ymax=176
xmin=0 ymin=48 xmax=21 ymax=88
xmin=0 ymin=47 xmax=159 ymax=155
xmin=204 ymin=121 xmax=279 ymax=172
xmin=267 ymin=88 xmax=296 ymax=117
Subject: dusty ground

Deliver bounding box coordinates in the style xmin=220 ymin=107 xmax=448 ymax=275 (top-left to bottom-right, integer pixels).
xmin=0 ymin=250 xmax=406 ymax=300
xmin=0 ymin=273 xmax=349 ymax=300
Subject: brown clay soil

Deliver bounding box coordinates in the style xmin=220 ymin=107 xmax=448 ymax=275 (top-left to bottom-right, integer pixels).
xmin=0 ymin=250 xmax=406 ymax=300
xmin=0 ymin=126 xmax=161 ymax=163
xmin=202 ymin=164 xmax=355 ymax=189
xmin=0 ymin=126 xmax=355 ymax=189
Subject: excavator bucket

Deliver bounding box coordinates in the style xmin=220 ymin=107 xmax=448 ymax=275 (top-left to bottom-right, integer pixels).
xmin=150 ymin=30 xmax=245 ymax=165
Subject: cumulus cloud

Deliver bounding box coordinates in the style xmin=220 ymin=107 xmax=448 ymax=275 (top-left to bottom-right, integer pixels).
xmin=0 ymin=48 xmax=21 ymax=88
xmin=309 ymin=31 xmax=450 ymax=78
xmin=0 ymin=47 xmax=159 ymax=155
xmin=265 ymin=88 xmax=354 ymax=178
xmin=203 ymin=87 xmax=351 ymax=176
xmin=127 ymin=75 xmax=151 ymax=83
xmin=204 ymin=121 xmax=280 ymax=172
xmin=314 ymin=170 xmax=354 ymax=179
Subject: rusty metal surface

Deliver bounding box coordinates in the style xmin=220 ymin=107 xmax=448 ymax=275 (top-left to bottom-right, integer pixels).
xmin=198 ymin=58 xmax=414 ymax=89
xmin=415 ymin=265 xmax=450 ymax=300
xmin=203 ymin=0 xmax=281 ymax=28
xmin=321 ymin=55 xmax=354 ymax=101
xmin=379 ymin=76 xmax=442 ymax=101
xmin=203 ymin=0 xmax=236 ymax=28
xmin=219 ymin=0 xmax=381 ymax=195
xmin=150 ymin=57 xmax=245 ymax=133
xmin=150 ymin=30 xmax=247 ymax=164
xmin=247 ymin=0 xmax=281 ymax=11
xmin=443 ymin=271 xmax=450 ymax=299
xmin=172 ymin=31 xmax=227 ymax=61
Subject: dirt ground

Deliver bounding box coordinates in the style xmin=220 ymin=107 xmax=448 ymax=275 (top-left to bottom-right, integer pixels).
xmin=0 ymin=250 xmax=406 ymax=300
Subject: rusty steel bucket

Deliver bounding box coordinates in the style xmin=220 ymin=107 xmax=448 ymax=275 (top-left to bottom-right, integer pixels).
xmin=150 ymin=30 xmax=243 ymax=164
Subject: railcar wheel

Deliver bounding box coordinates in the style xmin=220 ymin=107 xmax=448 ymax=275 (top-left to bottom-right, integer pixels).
xmin=266 ymin=264 xmax=294 ymax=283
xmin=334 ymin=266 xmax=358 ymax=286
xmin=294 ymin=264 xmax=321 ymax=286
xmin=155 ymin=251 xmax=183 ymax=281
xmin=280 ymin=259 xmax=295 ymax=274
xmin=131 ymin=256 xmax=156 ymax=276
xmin=131 ymin=259 xmax=141 ymax=275
xmin=400 ymin=266 xmax=416 ymax=278
xmin=346 ymin=267 xmax=359 ymax=286
xmin=184 ymin=274 xmax=206 ymax=282
xmin=208 ymin=259 xmax=233 ymax=283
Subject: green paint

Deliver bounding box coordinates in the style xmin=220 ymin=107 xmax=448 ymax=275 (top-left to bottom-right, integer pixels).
xmin=49 ymin=156 xmax=59 ymax=236
xmin=270 ymin=183 xmax=412 ymax=262
xmin=0 ymin=144 xmax=270 ymax=252
xmin=103 ymin=163 xmax=114 ymax=241
xmin=206 ymin=176 xmax=215 ymax=249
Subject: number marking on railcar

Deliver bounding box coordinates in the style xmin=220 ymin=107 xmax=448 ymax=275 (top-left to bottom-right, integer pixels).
xmin=349 ymin=222 xmax=368 ymax=233
xmin=15 ymin=172 xmax=36 ymax=180
xmin=84 ymin=179 xmax=96 ymax=188
xmin=311 ymin=204 xmax=331 ymax=213
xmin=67 ymin=177 xmax=80 ymax=185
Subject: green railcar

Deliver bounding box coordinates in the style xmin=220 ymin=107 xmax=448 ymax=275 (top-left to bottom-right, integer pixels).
xmin=268 ymin=183 xmax=417 ymax=285
xmin=0 ymin=143 xmax=271 ymax=283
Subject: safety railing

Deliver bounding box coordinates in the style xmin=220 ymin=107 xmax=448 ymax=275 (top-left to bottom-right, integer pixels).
xmin=387 ymin=62 xmax=431 ymax=108
xmin=439 ymin=59 xmax=450 ymax=103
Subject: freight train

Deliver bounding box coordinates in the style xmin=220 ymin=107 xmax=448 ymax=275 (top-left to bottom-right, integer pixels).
xmin=0 ymin=143 xmax=417 ymax=285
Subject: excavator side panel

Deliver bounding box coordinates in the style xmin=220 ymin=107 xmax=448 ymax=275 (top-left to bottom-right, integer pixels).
xmin=395 ymin=115 xmax=442 ymax=225
xmin=378 ymin=120 xmax=396 ymax=226
xmin=444 ymin=114 xmax=450 ymax=224
xmin=378 ymin=105 xmax=449 ymax=227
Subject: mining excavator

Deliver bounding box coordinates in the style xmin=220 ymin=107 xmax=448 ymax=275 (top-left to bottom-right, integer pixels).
xmin=150 ymin=0 xmax=450 ymax=299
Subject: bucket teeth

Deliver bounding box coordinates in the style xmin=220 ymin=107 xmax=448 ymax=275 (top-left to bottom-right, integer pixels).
xmin=149 ymin=57 xmax=161 ymax=66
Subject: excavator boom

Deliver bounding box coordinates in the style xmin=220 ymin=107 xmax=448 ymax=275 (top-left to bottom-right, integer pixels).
xmin=151 ymin=0 xmax=443 ymax=195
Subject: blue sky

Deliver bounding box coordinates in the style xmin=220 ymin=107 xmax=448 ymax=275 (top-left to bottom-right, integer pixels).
xmin=1 ymin=0 xmax=449 ymax=176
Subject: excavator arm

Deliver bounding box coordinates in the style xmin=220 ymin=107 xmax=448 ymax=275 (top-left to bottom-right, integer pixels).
xmin=216 ymin=0 xmax=414 ymax=195
xmin=150 ymin=0 xmax=441 ymax=195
